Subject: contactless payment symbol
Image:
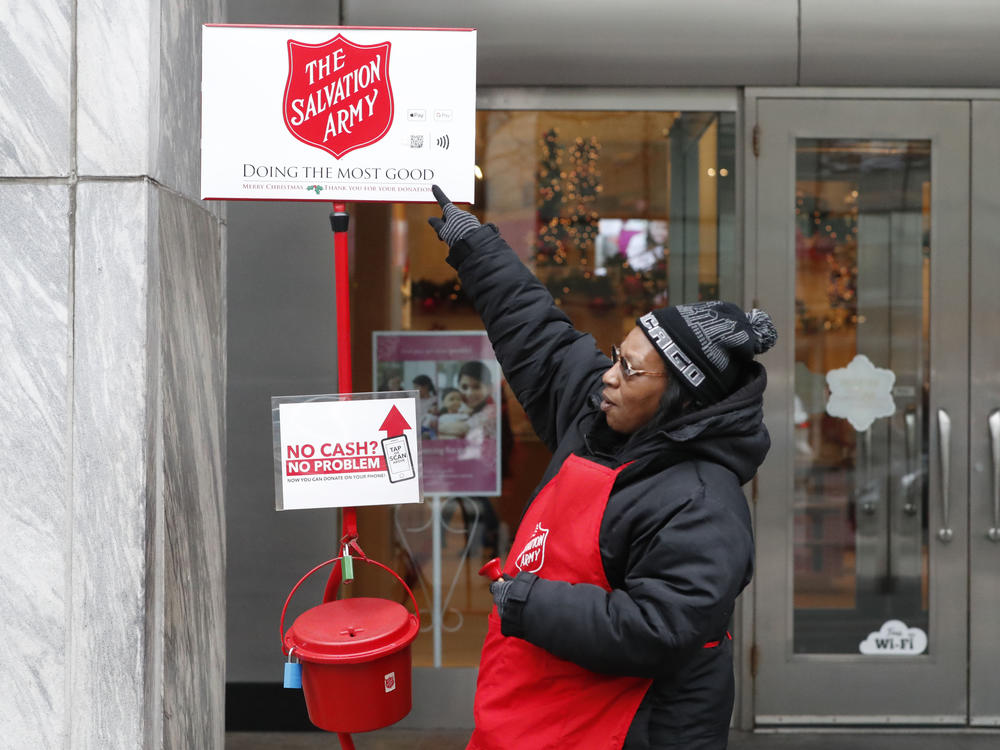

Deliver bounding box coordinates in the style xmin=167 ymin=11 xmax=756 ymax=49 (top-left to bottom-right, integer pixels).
xmin=283 ymin=34 xmax=394 ymax=159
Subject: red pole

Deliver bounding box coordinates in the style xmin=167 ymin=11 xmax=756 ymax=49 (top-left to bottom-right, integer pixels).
xmin=332 ymin=204 xmax=357 ymax=750
xmin=332 ymin=201 xmax=352 ymax=393
xmin=330 ymin=202 xmax=358 ymax=545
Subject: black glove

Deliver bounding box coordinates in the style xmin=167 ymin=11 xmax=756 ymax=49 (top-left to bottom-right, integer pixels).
xmin=427 ymin=184 xmax=481 ymax=247
xmin=490 ymin=577 xmax=513 ymax=619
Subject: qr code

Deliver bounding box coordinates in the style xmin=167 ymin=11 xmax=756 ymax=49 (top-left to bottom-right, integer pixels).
xmin=409 ymin=135 xmax=424 ymax=149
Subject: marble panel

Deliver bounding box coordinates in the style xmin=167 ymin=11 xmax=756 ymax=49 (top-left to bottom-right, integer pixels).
xmin=157 ymin=0 xmax=225 ymax=213
xmin=71 ymin=180 xmax=153 ymax=749
xmin=0 ymin=0 xmax=72 ymax=175
xmin=158 ymin=188 xmax=226 ymax=749
xmin=77 ymin=0 xmax=152 ymax=175
xmin=0 ymin=184 xmax=71 ymax=748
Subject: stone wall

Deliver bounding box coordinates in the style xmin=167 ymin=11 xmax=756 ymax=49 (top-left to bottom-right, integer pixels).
xmin=0 ymin=0 xmax=225 ymax=747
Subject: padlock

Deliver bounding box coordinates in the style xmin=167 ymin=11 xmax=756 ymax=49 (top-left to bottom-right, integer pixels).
xmin=283 ymin=648 xmax=302 ymax=689
xmin=341 ymin=544 xmax=354 ymax=582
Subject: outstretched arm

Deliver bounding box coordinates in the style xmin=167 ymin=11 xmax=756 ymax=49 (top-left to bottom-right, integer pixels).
xmin=428 ymin=186 xmax=609 ymax=450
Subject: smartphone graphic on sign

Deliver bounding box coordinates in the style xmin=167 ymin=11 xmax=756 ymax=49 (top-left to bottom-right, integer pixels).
xmin=381 ymin=434 xmax=415 ymax=483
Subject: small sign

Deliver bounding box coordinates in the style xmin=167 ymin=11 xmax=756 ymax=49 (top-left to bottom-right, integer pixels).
xmin=202 ymin=25 xmax=476 ymax=202
xmin=859 ymin=619 xmax=928 ymax=656
xmin=825 ymin=354 xmax=896 ymax=432
xmin=272 ymin=392 xmax=423 ymax=510
xmin=381 ymin=433 xmax=415 ymax=482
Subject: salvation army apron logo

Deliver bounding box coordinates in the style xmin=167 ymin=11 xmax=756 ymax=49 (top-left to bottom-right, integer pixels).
xmin=514 ymin=523 xmax=548 ymax=573
xmin=283 ymin=34 xmax=394 ymax=159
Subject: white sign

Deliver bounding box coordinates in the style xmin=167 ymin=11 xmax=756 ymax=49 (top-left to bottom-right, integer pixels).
xmin=202 ymin=25 xmax=476 ymax=202
xmin=825 ymin=354 xmax=896 ymax=432
xmin=272 ymin=393 xmax=423 ymax=510
xmin=859 ymin=619 xmax=928 ymax=656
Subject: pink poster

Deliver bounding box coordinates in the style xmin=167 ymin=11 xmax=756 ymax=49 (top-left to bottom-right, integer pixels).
xmin=373 ymin=331 xmax=501 ymax=496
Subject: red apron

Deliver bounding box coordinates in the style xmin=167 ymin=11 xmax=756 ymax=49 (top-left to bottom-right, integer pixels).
xmin=468 ymin=453 xmax=652 ymax=750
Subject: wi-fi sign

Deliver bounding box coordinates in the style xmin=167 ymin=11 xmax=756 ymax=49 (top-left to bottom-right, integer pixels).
xmin=435 ymin=134 xmax=450 ymax=150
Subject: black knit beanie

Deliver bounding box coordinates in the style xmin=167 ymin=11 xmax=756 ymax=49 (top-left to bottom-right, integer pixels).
xmin=636 ymin=301 xmax=777 ymax=404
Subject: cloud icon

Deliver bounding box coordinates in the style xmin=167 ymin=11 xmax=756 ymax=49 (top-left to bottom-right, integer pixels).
xmin=859 ymin=619 xmax=927 ymax=655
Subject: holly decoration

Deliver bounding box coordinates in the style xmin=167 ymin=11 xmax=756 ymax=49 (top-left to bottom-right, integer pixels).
xmin=410 ymin=277 xmax=471 ymax=313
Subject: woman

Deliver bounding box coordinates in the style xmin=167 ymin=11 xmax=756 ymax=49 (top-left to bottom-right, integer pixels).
xmin=412 ymin=373 xmax=439 ymax=438
xmin=412 ymin=373 xmax=437 ymax=401
xmin=437 ymin=362 xmax=497 ymax=441
xmin=428 ymin=187 xmax=776 ymax=750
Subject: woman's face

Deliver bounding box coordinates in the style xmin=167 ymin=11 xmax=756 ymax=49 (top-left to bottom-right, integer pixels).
xmin=599 ymin=326 xmax=669 ymax=434
xmin=458 ymin=374 xmax=489 ymax=409
xmin=415 ymin=381 xmax=431 ymax=397
xmin=442 ymin=390 xmax=464 ymax=413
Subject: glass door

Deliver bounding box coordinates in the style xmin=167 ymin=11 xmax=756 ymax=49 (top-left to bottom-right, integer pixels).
xmin=753 ymin=99 xmax=970 ymax=723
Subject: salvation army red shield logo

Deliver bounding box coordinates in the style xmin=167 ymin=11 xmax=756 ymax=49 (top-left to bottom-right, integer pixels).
xmin=283 ymin=35 xmax=394 ymax=159
xmin=515 ymin=523 xmax=548 ymax=573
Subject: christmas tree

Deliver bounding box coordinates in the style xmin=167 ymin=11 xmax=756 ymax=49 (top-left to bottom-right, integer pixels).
xmin=535 ymin=128 xmax=569 ymax=265
xmin=565 ymin=135 xmax=602 ymax=260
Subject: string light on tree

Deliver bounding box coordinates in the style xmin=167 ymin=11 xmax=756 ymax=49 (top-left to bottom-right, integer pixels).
xmin=535 ymin=128 xmax=568 ymax=264
xmin=565 ymin=135 xmax=602 ymax=255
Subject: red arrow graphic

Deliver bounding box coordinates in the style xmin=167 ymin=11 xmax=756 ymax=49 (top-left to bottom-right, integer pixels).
xmin=379 ymin=404 xmax=411 ymax=438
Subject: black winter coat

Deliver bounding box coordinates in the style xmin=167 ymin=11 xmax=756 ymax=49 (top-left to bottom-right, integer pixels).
xmin=448 ymin=224 xmax=769 ymax=750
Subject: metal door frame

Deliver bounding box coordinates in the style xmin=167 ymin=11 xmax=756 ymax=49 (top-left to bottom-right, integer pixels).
xmin=745 ymin=93 xmax=971 ymax=725
xmin=743 ymin=88 xmax=1000 ymax=731
xmin=969 ymin=100 xmax=1000 ymax=727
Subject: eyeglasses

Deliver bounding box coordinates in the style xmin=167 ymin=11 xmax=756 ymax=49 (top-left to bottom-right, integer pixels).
xmin=611 ymin=345 xmax=668 ymax=379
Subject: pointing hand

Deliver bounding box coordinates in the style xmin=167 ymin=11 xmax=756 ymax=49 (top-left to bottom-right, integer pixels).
xmin=427 ymin=184 xmax=481 ymax=247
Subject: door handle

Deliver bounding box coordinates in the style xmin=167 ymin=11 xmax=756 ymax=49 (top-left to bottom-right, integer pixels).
xmin=901 ymin=408 xmax=919 ymax=515
xmin=937 ymin=409 xmax=953 ymax=543
xmin=858 ymin=428 xmax=878 ymax=515
xmin=989 ymin=409 xmax=1000 ymax=542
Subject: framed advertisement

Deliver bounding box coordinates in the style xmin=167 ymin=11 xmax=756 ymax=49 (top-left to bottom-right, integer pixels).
xmin=373 ymin=331 xmax=502 ymax=496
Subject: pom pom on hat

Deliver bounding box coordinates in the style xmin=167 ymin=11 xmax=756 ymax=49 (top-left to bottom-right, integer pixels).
xmin=747 ymin=308 xmax=778 ymax=354
xmin=637 ymin=300 xmax=777 ymax=404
